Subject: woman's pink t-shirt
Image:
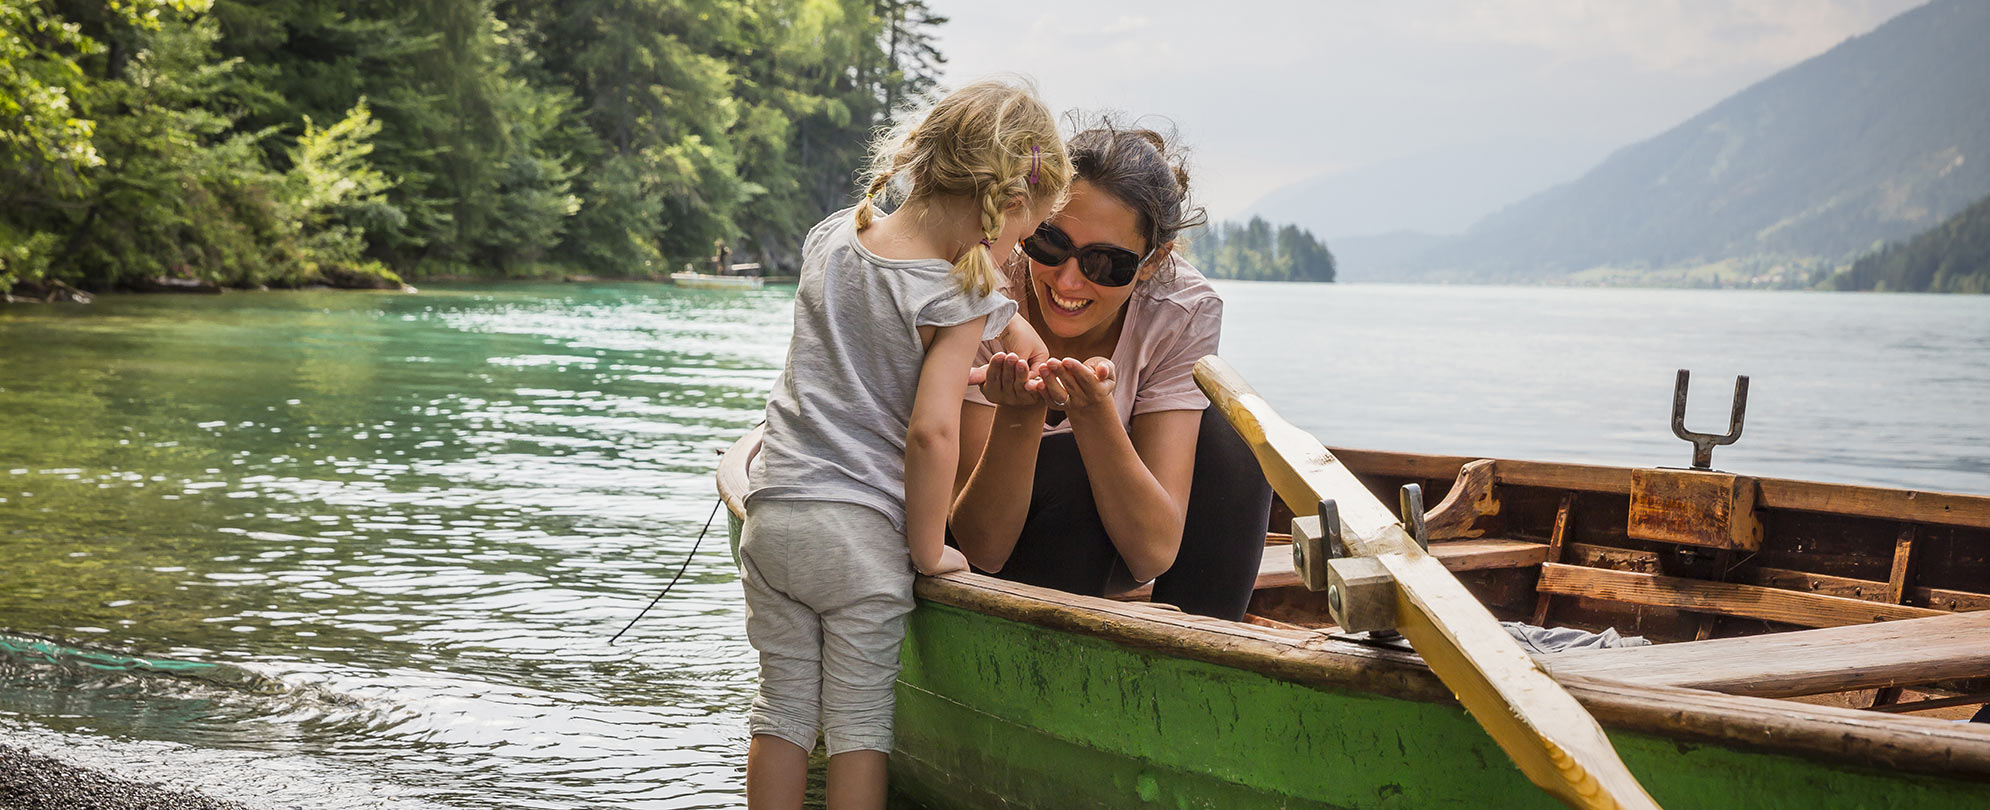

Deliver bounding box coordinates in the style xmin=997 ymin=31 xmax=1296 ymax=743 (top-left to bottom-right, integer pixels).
xmin=965 ymin=255 xmax=1223 ymax=435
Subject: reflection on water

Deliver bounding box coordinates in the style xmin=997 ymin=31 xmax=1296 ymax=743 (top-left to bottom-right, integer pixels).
xmin=0 ymin=282 xmax=1986 ymax=808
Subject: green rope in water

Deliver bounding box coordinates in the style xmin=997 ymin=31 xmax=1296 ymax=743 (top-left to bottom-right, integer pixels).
xmin=0 ymin=632 xmax=217 ymax=673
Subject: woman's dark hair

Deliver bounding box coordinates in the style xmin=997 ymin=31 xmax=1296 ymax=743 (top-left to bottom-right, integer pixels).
xmin=1066 ymin=119 xmax=1208 ymax=264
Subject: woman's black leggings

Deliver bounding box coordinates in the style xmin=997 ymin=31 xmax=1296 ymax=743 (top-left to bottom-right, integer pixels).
xmin=984 ymin=405 xmax=1274 ymax=620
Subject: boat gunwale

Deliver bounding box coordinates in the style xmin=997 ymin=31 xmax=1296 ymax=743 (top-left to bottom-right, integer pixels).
xmin=714 ymin=427 xmax=1990 ymax=783
xmin=1328 ymin=447 xmax=1990 ymax=530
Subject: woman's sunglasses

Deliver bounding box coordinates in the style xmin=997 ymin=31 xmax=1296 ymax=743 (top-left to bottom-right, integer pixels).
xmin=1020 ymin=223 xmax=1149 ymax=287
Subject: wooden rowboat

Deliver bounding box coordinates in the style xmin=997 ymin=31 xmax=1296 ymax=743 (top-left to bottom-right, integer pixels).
xmin=670 ymin=271 xmax=764 ymax=291
xmin=714 ymin=363 xmax=1990 ymax=809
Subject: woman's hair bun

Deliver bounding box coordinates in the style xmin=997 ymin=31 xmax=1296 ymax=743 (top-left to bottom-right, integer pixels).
xmin=1066 ymin=113 xmax=1207 ymax=264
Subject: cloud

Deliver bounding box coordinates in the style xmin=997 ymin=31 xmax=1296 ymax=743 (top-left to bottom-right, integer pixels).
xmin=1397 ymin=0 xmax=1918 ymax=75
xmin=927 ymin=0 xmax=1928 ymax=218
xmin=1102 ymin=15 xmax=1150 ymax=36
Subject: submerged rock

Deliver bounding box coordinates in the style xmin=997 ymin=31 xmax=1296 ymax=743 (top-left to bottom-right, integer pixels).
xmin=130 ymin=277 xmax=224 ymax=295
xmin=320 ymin=266 xmax=415 ymax=293
xmin=1 ymin=280 xmax=94 ymax=304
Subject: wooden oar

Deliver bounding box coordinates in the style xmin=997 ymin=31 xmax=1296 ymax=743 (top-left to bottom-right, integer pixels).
xmin=1194 ymin=356 xmax=1662 ymax=810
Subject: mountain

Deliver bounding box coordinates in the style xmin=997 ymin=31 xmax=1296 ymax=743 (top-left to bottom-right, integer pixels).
xmin=1245 ymin=136 xmax=1614 ymax=241
xmin=1397 ymin=0 xmax=1990 ymax=282
xmin=1829 ymin=192 xmax=1990 ymax=293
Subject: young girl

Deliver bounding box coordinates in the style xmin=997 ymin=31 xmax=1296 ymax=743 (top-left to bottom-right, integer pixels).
xmin=739 ymin=79 xmax=1071 ymax=809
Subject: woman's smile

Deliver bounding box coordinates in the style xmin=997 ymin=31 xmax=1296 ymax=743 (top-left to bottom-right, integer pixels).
xmin=1044 ymin=284 xmax=1095 ymax=316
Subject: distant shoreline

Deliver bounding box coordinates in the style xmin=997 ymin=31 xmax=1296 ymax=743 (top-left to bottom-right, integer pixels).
xmin=0 ymin=273 xmax=817 ymax=305
xmin=1207 ymin=277 xmax=1990 ymax=295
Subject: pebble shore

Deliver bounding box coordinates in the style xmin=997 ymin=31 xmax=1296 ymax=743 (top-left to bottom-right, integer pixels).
xmin=0 ymin=745 xmax=250 ymax=810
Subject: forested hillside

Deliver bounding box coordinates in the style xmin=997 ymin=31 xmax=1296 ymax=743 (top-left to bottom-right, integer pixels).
xmin=1 ymin=0 xmax=941 ymax=294
xmin=1179 ymin=217 xmax=1335 ymax=283
xmin=1829 ymin=193 xmax=1990 ymax=293
xmin=1397 ymin=0 xmax=1990 ymax=283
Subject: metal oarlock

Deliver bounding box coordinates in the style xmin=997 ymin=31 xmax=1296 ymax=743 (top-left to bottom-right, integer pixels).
xmin=1671 ymin=369 xmax=1749 ymax=471
xmin=1290 ymin=499 xmax=1342 ymax=593
xmin=1399 ymin=484 xmax=1428 ymax=551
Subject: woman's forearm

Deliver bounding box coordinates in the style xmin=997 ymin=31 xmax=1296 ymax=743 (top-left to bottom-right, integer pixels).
xmin=949 ymin=403 xmax=1045 ymax=572
xmin=1067 ymin=409 xmax=1187 ymax=582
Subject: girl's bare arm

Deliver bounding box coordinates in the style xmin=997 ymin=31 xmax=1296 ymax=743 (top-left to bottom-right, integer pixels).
xmin=905 ymin=316 xmax=989 ymax=575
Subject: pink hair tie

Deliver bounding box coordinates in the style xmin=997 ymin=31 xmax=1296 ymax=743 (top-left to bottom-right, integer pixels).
xmin=979 ymin=237 xmax=994 ymax=248
xmin=1027 ymin=145 xmax=1042 ymax=185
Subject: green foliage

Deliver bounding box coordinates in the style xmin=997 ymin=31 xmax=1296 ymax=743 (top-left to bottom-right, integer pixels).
xmin=0 ymin=227 xmax=59 ymax=290
xmin=0 ymin=0 xmax=103 ymax=198
xmin=286 ymin=100 xmax=402 ymax=278
xmin=1180 ymin=217 xmax=1336 ymax=283
xmin=1829 ymin=193 xmax=1990 ymax=294
xmin=2 ymin=0 xmax=937 ymax=293
xmin=57 ymin=10 xmax=307 ymax=288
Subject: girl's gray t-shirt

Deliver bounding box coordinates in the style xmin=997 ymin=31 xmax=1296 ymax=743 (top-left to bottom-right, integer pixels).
xmin=747 ymin=207 xmax=1016 ymax=531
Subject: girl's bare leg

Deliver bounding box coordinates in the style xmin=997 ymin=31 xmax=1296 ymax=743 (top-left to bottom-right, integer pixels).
xmin=746 ymin=734 xmax=809 ymax=810
xmin=824 ymin=749 xmax=887 ymax=810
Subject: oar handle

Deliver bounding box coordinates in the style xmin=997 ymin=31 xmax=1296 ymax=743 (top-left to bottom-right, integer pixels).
xmin=1195 ymin=358 xmax=1406 ymax=556
xmin=1193 ymin=356 xmax=1662 ymax=810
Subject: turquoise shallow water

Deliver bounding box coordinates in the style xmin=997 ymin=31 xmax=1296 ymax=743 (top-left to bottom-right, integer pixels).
xmin=0 ymin=284 xmax=790 ymax=808
xmin=0 ymin=281 xmax=1985 ymax=808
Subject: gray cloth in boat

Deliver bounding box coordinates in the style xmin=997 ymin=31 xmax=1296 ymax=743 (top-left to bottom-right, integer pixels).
xmin=748 ymin=206 xmax=1015 ymax=531
xmin=1501 ymin=622 xmax=1650 ymax=653
xmin=1367 ymin=622 xmax=1649 ymax=653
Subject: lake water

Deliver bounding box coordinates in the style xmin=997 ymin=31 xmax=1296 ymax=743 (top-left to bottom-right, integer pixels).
xmin=0 ymin=282 xmax=1985 ymax=809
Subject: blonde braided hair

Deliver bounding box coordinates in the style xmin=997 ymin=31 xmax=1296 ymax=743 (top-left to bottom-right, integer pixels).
xmin=854 ymin=78 xmax=1071 ymax=295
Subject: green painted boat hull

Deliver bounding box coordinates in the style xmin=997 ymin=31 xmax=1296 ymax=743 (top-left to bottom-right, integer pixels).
xmin=725 ymin=508 xmax=1990 ymax=809
xmin=893 ymin=601 xmax=1989 ymax=810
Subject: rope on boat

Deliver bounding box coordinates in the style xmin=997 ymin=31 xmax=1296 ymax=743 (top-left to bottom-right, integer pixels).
xmin=610 ymin=496 xmax=725 ymax=645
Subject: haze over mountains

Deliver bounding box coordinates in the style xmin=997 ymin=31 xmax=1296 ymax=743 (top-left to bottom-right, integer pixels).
xmin=1246 ymin=136 xmax=1615 ymax=240
xmin=1261 ymin=0 xmax=1990 ymax=285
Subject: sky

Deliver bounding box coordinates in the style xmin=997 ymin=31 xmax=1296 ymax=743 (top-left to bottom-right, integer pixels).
xmin=925 ymin=0 xmax=1928 ymax=230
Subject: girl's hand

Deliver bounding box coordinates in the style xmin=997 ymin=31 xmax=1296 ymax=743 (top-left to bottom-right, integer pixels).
xmin=1037 ymin=357 xmax=1116 ymax=416
xmin=997 ymin=314 xmax=1050 ymax=369
xmin=976 ymin=351 xmax=1045 ymax=409
xmin=918 ymin=545 xmax=970 ymax=576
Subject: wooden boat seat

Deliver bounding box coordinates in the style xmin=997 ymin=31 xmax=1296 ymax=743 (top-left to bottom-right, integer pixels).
xmin=1536 ymin=563 xmax=1950 ymax=628
xmin=1117 ymin=536 xmax=1549 ymax=600
xmin=1255 ymin=537 xmax=1551 ymax=590
xmin=1541 ymin=609 xmax=1990 ymax=697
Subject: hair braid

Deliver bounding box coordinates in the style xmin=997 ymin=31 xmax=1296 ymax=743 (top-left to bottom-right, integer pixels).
xmin=954 ymin=170 xmax=1029 ymax=296
xmin=853 ymin=168 xmax=897 ymax=230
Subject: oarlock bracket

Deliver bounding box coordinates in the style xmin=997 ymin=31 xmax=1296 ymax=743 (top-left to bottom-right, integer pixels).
xmin=1671 ymin=368 xmax=1748 ymax=471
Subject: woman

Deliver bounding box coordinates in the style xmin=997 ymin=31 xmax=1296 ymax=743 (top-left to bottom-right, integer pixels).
xmin=948 ymin=124 xmax=1273 ymax=620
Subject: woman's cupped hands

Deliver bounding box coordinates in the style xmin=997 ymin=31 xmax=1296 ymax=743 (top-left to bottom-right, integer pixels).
xmin=972 ymin=353 xmax=1115 ymax=414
